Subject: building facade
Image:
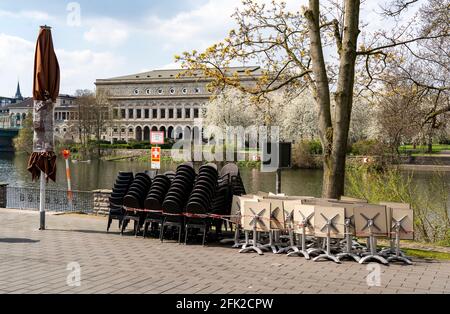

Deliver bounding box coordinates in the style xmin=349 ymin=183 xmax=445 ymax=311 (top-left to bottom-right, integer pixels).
xmin=95 ymin=67 xmax=261 ymax=143
xmin=0 ymin=95 xmax=78 ymax=142
xmin=1 ymin=67 xmax=261 ymax=144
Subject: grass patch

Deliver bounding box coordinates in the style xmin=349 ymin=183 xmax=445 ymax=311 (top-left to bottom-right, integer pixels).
xmin=399 ymin=144 xmax=450 ymax=155
xmin=402 ymin=248 xmax=450 ymax=261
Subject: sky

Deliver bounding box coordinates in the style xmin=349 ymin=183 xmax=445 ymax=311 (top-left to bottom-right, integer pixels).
xmin=0 ymin=0 xmax=419 ymax=98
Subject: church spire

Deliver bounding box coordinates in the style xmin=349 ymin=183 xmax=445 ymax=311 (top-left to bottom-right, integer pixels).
xmin=15 ymin=81 xmax=23 ymax=101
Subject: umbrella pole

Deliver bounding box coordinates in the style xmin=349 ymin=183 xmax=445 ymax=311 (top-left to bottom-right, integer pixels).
xmin=39 ymin=171 xmax=46 ymax=230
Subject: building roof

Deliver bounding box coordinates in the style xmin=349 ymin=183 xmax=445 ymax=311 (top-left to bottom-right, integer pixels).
xmin=5 ymin=98 xmax=33 ymax=109
xmin=0 ymin=96 xmax=15 ymax=101
xmin=15 ymin=81 xmax=23 ymax=101
xmin=97 ymin=66 xmax=262 ymax=83
xmin=5 ymin=94 xmax=76 ymax=110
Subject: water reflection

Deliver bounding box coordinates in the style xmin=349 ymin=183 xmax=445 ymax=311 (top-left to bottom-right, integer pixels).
xmin=0 ymin=154 xmax=447 ymax=203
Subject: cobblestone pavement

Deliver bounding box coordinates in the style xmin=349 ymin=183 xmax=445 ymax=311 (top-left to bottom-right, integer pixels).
xmin=0 ymin=209 xmax=449 ymax=294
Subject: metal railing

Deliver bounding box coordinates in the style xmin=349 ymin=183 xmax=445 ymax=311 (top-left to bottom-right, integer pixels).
xmin=6 ymin=187 xmax=94 ymax=213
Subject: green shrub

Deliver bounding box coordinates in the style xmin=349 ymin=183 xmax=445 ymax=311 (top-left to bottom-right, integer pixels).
xmin=307 ymin=140 xmax=323 ymax=155
xmin=292 ymin=140 xmax=322 ymax=169
xmin=351 ymin=139 xmax=385 ymax=156
xmin=346 ymin=165 xmax=450 ymax=244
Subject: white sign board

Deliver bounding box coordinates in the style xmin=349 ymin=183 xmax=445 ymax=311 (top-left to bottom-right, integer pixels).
xmin=151 ymin=131 xmax=165 ymax=145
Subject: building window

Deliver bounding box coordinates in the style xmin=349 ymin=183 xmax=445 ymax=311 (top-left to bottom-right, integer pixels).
xmin=194 ymin=108 xmax=199 ymax=119
xmin=169 ymin=109 xmax=174 ymax=119
xmin=177 ymin=109 xmax=182 ymax=119
xmin=185 ymin=108 xmax=191 ymax=119
xmin=63 ymin=128 xmax=67 ymax=132
xmin=121 ymin=109 xmax=126 ymax=119
xmin=146 ymin=89 xmax=151 ymax=95
xmin=128 ymin=109 xmax=134 ymax=119
xmin=136 ymin=109 xmax=142 ymax=119
xmin=182 ymin=88 xmax=187 ymax=94
xmin=62 ymin=112 xmax=67 ymax=120
xmin=152 ymin=109 xmax=158 ymax=119
xmin=114 ymin=128 xmax=118 ymax=133
xmin=160 ymin=109 xmax=166 ymax=119
xmin=194 ymin=87 xmax=200 ymax=94
xmin=144 ymin=109 xmax=150 ymax=119
xmin=134 ymin=89 xmax=140 ymax=95
xmin=129 ymin=128 xmax=134 ymax=133
xmin=158 ymin=88 xmax=163 ymax=95
xmin=54 ymin=113 xmax=58 ymax=120
xmin=170 ymin=88 xmax=175 ymax=95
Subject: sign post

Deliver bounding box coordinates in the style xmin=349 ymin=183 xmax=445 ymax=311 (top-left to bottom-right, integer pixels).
xmin=262 ymin=142 xmax=292 ymax=194
xmin=151 ymin=147 xmax=161 ymax=170
xmin=150 ymin=131 xmax=164 ymax=170
xmin=62 ymin=149 xmax=73 ymax=210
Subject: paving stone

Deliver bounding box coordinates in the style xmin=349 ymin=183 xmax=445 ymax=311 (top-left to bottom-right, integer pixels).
xmin=0 ymin=209 xmax=449 ymax=294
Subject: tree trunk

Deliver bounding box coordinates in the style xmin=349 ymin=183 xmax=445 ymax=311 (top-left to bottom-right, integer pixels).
xmin=306 ymin=0 xmax=361 ymax=199
xmin=305 ymin=0 xmax=334 ymax=198
xmin=427 ymin=117 xmax=436 ymax=154
xmin=328 ymin=0 xmax=361 ymax=198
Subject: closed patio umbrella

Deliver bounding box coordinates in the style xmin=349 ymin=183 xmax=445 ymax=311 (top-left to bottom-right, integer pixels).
xmin=27 ymin=25 xmax=60 ymax=230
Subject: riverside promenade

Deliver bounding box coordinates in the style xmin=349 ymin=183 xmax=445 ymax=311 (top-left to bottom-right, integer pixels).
xmin=0 ymin=209 xmax=449 ymax=294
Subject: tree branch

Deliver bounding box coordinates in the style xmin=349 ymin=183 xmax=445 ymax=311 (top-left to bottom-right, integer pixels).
xmin=357 ymin=34 xmax=449 ymax=56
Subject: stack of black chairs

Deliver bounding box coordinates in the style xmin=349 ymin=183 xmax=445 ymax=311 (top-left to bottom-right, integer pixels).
xmin=184 ymin=164 xmax=219 ymax=245
xmin=107 ymin=163 xmax=247 ymax=245
xmin=161 ymin=163 xmax=196 ymax=242
xmin=211 ymin=164 xmax=244 ymax=237
xmin=121 ymin=173 xmax=152 ymax=236
xmin=107 ymin=172 xmax=134 ymax=232
xmin=143 ymin=172 xmax=174 ymax=238
xmin=230 ymin=173 xmax=246 ymax=196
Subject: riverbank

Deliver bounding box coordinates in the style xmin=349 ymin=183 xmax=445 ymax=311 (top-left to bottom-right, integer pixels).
xmin=397 ymin=164 xmax=450 ymax=172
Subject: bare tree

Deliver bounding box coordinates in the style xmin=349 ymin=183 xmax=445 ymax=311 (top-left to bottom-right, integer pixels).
xmin=177 ymin=0 xmax=448 ymax=198
xmin=75 ymin=89 xmax=112 ymax=157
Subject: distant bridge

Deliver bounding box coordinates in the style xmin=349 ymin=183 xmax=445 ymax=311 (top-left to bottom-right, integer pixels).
xmin=0 ymin=128 xmax=19 ymax=152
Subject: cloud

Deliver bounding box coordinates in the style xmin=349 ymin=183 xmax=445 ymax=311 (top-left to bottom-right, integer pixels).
xmin=83 ymin=18 xmax=130 ymax=47
xmin=0 ymin=33 xmax=126 ymax=96
xmin=0 ymin=33 xmax=34 ymax=98
xmin=57 ymin=49 xmax=126 ymax=92
xmin=145 ymin=0 xmax=241 ymax=51
xmin=0 ymin=9 xmax=53 ymax=21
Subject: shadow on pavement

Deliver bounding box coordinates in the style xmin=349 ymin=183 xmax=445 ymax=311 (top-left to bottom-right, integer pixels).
xmin=0 ymin=238 xmax=40 ymax=244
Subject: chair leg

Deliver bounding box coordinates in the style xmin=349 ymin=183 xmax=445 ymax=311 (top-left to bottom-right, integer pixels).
xmin=107 ymin=215 xmax=112 ymax=232
xmin=143 ymin=221 xmax=149 ymax=238
xmin=120 ymin=218 xmax=128 ymax=236
xmin=160 ymin=220 xmax=165 ymax=243
xmin=202 ymin=224 xmax=208 ymax=247
xmin=134 ymin=220 xmax=139 ymax=237
xmin=178 ymin=224 xmax=183 ymax=244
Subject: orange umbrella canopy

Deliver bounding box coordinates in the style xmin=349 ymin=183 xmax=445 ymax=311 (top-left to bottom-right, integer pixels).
xmin=33 ymin=26 xmax=60 ymax=102
xmin=28 ymin=26 xmax=60 ymax=182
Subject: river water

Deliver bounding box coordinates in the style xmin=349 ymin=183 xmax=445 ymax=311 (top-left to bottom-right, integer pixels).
xmin=0 ymin=153 xmax=448 ymax=200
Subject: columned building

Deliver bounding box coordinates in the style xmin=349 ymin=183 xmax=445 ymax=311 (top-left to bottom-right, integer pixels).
xmin=95 ymin=67 xmax=261 ymax=143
